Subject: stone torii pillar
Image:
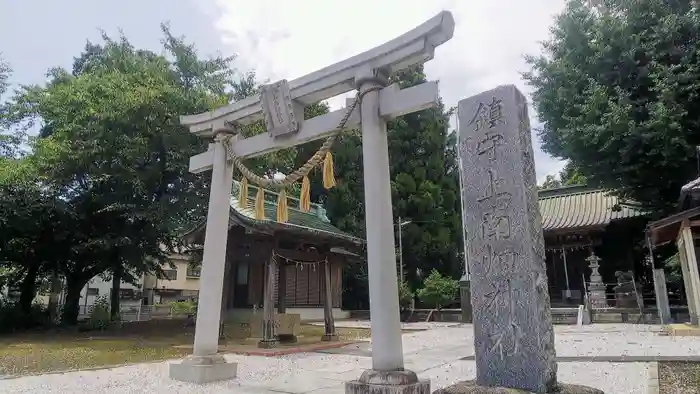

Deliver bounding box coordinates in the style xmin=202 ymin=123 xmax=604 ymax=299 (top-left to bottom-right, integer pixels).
xmin=168 ymin=12 xmax=454 ymax=392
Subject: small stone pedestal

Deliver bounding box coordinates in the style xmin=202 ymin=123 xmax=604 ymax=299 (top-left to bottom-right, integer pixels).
xmin=586 ymin=253 xmax=608 ymax=309
xmin=588 ymin=283 xmax=608 ymax=309
xmin=169 ymin=355 xmax=237 ymax=384
xmin=459 ymin=275 xmax=472 ymax=324
xmin=346 ymin=370 xmax=429 ymax=394
xmin=432 ymin=381 xmax=604 ymax=394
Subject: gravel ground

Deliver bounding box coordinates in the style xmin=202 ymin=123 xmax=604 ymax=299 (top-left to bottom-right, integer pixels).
xmin=658 ymin=361 xmax=700 ymax=393
xmin=0 ymin=323 xmax=691 ymax=394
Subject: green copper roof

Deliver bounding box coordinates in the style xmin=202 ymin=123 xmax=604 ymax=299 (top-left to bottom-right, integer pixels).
xmin=538 ymin=185 xmax=646 ymax=231
xmin=229 ymin=181 xmax=363 ymax=244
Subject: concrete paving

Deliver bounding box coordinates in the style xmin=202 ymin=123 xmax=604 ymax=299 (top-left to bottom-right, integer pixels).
xmin=0 ymin=323 xmax=694 ymax=393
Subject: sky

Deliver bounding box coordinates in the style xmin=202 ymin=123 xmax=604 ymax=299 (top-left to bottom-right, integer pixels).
xmin=0 ymin=0 xmax=567 ymax=181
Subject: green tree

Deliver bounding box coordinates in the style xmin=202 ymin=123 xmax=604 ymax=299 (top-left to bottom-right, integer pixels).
xmin=539 ymin=162 xmax=587 ymax=189
xmin=0 ymin=58 xmax=63 ymax=322
xmin=559 ymin=161 xmax=587 ymax=186
xmin=398 ymin=281 xmax=414 ymax=311
xmin=3 ymin=26 xmax=237 ymax=324
xmin=416 ymin=269 xmax=458 ymax=310
xmin=524 ymin=0 xmax=700 ymax=214
xmin=539 ymin=174 xmax=562 ymax=190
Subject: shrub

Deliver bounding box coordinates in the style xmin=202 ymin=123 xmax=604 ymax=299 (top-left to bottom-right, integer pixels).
xmin=398 ymin=281 xmax=414 ymax=311
xmin=170 ymin=300 xmax=196 ymax=315
xmin=417 ymin=269 xmax=458 ymax=310
xmin=0 ymin=300 xmax=48 ymax=333
xmin=81 ymin=295 xmax=114 ymax=331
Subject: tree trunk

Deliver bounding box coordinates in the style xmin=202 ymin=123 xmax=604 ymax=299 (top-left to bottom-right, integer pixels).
xmin=47 ymin=271 xmax=62 ymax=324
xmin=18 ymin=264 xmax=39 ymax=314
xmin=62 ymin=277 xmax=87 ymax=326
xmin=110 ymin=263 xmax=122 ymax=321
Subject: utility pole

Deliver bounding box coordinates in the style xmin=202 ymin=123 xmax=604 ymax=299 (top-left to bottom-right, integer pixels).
xmin=397 ymin=217 xmax=412 ymax=282
xmin=398 ymin=216 xmax=404 ymax=282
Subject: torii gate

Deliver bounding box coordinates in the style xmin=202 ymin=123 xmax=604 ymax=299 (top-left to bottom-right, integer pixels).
xmin=169 ymin=11 xmax=454 ymax=393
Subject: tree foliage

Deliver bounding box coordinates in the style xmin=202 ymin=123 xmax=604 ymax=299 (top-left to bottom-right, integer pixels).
xmin=525 ymin=0 xmax=700 ymax=213
xmin=1 ymin=26 xmax=466 ymax=324
xmin=0 ymin=26 xmax=236 ymax=324
xmin=539 ymin=161 xmax=588 ymax=189
xmin=398 ymin=281 xmax=414 ymax=311
xmin=416 ymin=269 xmax=458 ymax=310
xmin=317 ymin=66 xmax=463 ymax=306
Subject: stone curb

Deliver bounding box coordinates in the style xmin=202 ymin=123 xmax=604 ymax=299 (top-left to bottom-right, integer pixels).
xmin=647 ymin=362 xmax=659 ymax=394
xmin=220 ymin=340 xmax=361 ymax=357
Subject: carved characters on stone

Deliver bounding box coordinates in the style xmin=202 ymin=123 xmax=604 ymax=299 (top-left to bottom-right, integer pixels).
xmin=477 ymin=133 xmax=505 ymax=162
xmin=481 ymin=209 xmax=511 ymax=241
xmin=479 ymin=168 xmax=512 ymax=241
xmin=478 ymin=168 xmax=510 ymax=203
xmin=484 ymin=278 xmax=522 ymax=361
xmin=260 ymin=80 xmax=299 ymax=138
xmin=458 ymin=86 xmax=558 ymax=391
xmin=469 ymin=97 xmax=506 ymax=132
xmin=480 ymin=244 xmax=517 ymax=276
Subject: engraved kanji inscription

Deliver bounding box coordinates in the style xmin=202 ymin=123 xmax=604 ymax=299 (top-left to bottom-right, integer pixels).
xmin=469 ymin=97 xmax=506 ymax=132
xmin=489 ymin=320 xmax=522 ymax=361
xmin=481 ymin=209 xmax=511 ymax=241
xmin=480 ymin=244 xmax=517 ymax=276
xmin=477 ymin=133 xmax=504 ymax=162
xmin=478 ymin=168 xmax=509 ymax=203
xmin=260 ymin=80 xmax=298 ymax=138
xmin=484 ymin=278 xmax=522 ymax=361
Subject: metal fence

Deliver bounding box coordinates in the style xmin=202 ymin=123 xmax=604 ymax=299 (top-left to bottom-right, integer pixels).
xmin=77 ymin=304 xmax=188 ymax=322
xmin=548 ymin=282 xmax=685 ymax=309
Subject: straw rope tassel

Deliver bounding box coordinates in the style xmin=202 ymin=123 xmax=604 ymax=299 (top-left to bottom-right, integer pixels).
xmin=238 ymin=177 xmax=249 ymax=208
xmin=276 ymin=189 xmax=289 ymax=223
xmin=299 ymin=175 xmax=311 ymax=212
xmin=254 ymin=186 xmax=265 ymax=220
xmin=322 ymin=151 xmax=336 ymax=189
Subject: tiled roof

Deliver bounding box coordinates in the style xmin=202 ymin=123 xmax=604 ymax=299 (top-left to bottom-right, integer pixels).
xmin=229 ymin=181 xmax=363 ymax=245
xmin=538 ymin=185 xmax=647 ymax=231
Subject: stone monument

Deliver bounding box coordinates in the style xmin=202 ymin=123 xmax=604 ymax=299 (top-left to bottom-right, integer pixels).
xmin=586 ymin=253 xmax=608 ymax=309
xmin=436 ymin=85 xmax=603 ymax=394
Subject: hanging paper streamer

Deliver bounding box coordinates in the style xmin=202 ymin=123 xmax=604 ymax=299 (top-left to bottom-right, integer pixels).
xmin=276 ymin=189 xmax=289 ymax=223
xmin=238 ymin=177 xmax=249 ymax=208
xmin=299 ymin=175 xmax=311 ymax=212
xmin=323 ymin=151 xmax=336 ymax=189
xmin=255 ymin=186 xmax=265 ymax=220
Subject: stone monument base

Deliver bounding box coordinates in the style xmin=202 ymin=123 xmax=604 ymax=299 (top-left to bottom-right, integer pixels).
xmin=346 ymin=369 xmax=430 ymax=394
xmin=168 ymin=355 xmax=237 ymax=384
xmin=258 ymin=339 xmax=279 ymax=348
xmin=432 ymin=381 xmax=603 ymax=394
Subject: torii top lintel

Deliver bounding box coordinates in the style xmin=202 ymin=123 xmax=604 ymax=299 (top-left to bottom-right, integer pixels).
xmin=180 ymin=11 xmax=455 ymax=137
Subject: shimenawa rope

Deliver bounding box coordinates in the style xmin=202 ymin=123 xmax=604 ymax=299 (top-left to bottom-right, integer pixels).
xmin=223 ymin=85 xmax=382 ymax=221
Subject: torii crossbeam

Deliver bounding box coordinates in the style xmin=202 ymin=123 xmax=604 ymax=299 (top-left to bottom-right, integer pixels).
xmin=169 ymin=11 xmax=454 ymax=394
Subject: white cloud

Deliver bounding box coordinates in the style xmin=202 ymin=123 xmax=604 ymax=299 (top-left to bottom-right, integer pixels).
xmin=210 ymin=0 xmax=567 ymax=181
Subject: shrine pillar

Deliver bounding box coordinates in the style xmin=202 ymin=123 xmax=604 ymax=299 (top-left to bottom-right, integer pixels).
xmin=169 ymin=132 xmax=238 ymax=383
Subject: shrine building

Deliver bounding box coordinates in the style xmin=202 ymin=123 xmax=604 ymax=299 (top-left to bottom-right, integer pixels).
xmin=182 ymin=181 xmax=364 ymax=336
xmin=539 ymin=185 xmax=648 ymax=306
